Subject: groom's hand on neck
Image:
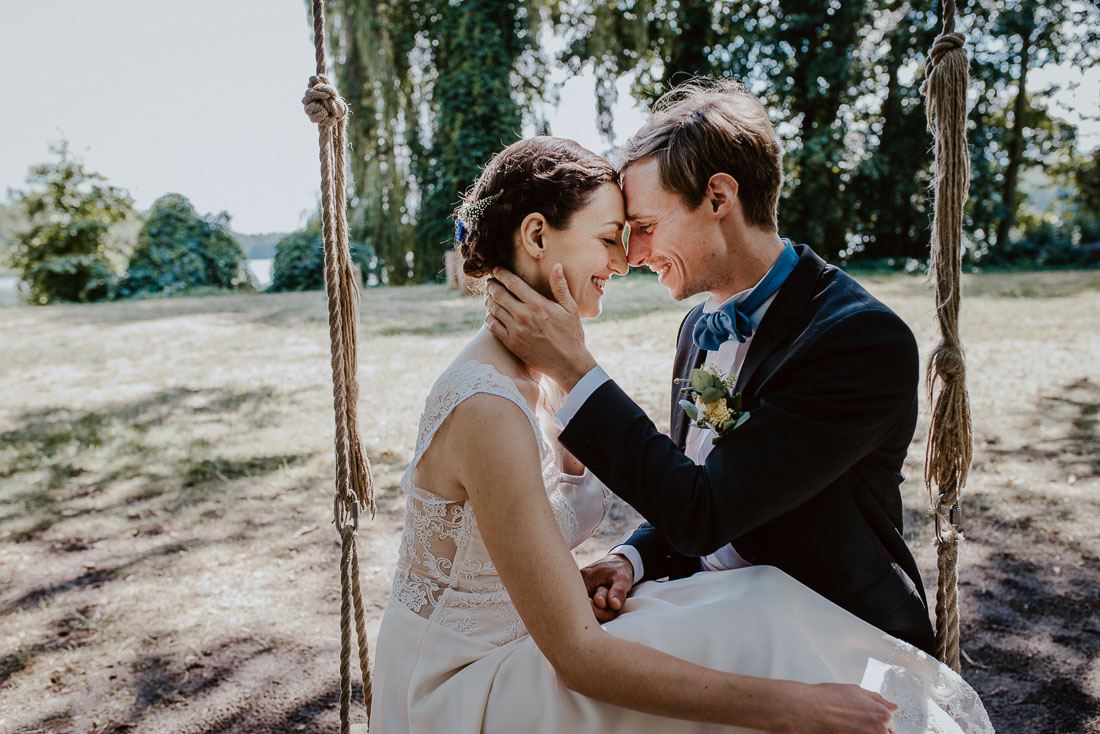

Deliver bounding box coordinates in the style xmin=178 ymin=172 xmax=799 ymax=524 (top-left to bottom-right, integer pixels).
xmin=485 ymin=265 xmax=597 ymax=392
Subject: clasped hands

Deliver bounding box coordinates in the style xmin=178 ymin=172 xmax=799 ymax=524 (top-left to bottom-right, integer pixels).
xmin=579 ymin=553 xmax=636 ymax=623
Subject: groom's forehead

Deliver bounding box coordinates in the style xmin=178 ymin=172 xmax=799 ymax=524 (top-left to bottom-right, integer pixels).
xmin=622 ymin=165 xmax=667 ymax=219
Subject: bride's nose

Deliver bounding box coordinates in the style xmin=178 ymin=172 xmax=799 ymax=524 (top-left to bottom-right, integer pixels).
xmin=608 ymin=241 xmax=629 ymax=276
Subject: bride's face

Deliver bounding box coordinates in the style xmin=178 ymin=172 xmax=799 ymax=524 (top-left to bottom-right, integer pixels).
xmin=516 ymin=182 xmax=628 ymax=319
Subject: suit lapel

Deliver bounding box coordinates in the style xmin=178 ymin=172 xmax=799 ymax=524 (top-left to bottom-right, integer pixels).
xmin=735 ymin=245 xmax=827 ymax=396
xmin=670 ymin=305 xmax=706 ymax=448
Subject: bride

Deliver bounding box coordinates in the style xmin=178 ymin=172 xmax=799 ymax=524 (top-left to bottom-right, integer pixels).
xmin=370 ymin=136 xmax=992 ymax=734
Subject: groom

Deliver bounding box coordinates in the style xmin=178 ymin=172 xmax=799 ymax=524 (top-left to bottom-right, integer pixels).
xmin=485 ymin=79 xmax=936 ymax=655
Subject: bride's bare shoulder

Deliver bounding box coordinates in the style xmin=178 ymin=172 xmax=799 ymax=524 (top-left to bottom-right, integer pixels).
xmin=444 ymin=329 xmax=540 ymax=409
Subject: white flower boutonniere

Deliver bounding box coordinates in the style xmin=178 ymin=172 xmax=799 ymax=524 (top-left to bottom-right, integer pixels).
xmin=675 ymin=362 xmax=750 ymax=444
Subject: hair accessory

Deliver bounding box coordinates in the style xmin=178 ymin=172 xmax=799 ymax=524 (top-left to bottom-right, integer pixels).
xmin=455 ymin=189 xmax=504 ymax=243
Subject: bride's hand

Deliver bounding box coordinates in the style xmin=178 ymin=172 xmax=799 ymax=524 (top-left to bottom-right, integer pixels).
xmin=775 ymin=683 xmax=897 ymax=734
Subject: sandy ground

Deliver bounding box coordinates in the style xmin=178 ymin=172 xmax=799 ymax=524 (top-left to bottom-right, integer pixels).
xmin=1 ymin=271 xmax=1098 ymax=733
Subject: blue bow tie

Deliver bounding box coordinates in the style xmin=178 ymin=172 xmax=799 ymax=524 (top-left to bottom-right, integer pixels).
xmin=692 ymin=241 xmax=799 ymax=352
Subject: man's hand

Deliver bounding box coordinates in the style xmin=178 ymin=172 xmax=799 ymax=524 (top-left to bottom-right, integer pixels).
xmin=580 ymin=554 xmax=635 ymax=623
xmin=485 ymin=265 xmax=597 ymax=391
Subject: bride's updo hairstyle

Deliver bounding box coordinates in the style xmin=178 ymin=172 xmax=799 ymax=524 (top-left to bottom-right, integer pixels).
xmin=455 ymin=137 xmax=618 ymax=279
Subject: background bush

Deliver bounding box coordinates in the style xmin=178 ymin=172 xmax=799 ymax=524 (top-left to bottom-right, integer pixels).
xmin=121 ymin=194 xmax=249 ymax=297
xmin=6 ymin=142 xmax=133 ymax=304
xmin=269 ymin=225 xmax=377 ymax=292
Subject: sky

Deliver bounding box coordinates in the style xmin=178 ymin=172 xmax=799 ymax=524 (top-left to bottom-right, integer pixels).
xmin=1 ymin=1 xmax=1095 ymax=235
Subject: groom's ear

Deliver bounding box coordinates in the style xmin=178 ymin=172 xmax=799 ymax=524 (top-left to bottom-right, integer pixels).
xmin=517 ymin=212 xmax=548 ymax=259
xmin=706 ymin=173 xmax=738 ymax=218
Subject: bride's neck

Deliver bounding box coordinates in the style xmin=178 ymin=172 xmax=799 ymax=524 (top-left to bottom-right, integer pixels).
xmin=477 ymin=327 xmax=542 ymax=384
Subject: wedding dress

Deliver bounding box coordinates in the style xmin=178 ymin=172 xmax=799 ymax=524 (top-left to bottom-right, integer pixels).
xmin=370 ymin=360 xmax=993 ymax=734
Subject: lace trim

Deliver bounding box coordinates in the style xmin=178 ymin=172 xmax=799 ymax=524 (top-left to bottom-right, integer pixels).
xmin=406 ymin=361 xmax=547 ymax=482
xmin=388 ymin=360 xmax=574 ymax=646
xmin=881 ymin=641 xmax=995 ymax=734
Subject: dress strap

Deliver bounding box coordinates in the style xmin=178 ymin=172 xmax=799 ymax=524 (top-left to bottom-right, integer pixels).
xmin=405 ymin=361 xmax=546 ymax=499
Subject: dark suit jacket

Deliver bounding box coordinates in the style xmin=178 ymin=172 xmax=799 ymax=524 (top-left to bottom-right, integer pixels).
xmin=559 ymin=244 xmax=936 ymax=654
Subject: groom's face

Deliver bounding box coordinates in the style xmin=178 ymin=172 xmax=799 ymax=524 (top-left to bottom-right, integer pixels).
xmin=621 ymin=158 xmax=723 ymax=301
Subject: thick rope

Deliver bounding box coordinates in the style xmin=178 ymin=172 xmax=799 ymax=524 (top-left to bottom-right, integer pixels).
xmin=304 ymin=0 xmax=375 ymax=728
xmin=921 ymin=0 xmax=972 ymax=673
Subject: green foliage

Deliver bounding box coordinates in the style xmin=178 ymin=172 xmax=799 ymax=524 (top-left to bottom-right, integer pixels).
xmin=324 ymin=0 xmax=550 ymax=283
xmin=6 ymin=141 xmax=133 ymax=304
xmin=317 ymin=0 xmax=1098 ymax=273
xmin=413 ymin=0 xmax=543 ymax=281
xmin=268 ymin=223 xmax=378 ymax=292
xmin=563 ymin=0 xmax=1098 ymax=266
xmin=121 ymin=194 xmax=249 ymax=297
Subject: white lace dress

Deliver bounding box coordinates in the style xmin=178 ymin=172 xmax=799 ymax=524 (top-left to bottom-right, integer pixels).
xmin=370 ymin=360 xmax=993 ymax=734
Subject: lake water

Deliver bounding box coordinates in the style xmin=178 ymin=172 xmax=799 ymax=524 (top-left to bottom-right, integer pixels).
xmin=0 ymin=275 xmax=19 ymax=307
xmin=0 ymin=261 xmax=275 ymax=307
xmin=248 ymin=258 xmax=273 ymax=289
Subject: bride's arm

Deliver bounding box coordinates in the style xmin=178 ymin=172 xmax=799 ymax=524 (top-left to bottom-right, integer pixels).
xmin=453 ymin=394 xmax=895 ymax=734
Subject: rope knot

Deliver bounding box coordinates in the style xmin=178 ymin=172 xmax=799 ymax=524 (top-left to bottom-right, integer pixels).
xmin=303 ymin=74 xmax=348 ymax=128
xmin=929 ymin=32 xmax=965 ymax=68
xmin=921 ymin=32 xmax=967 ymax=99
xmin=931 ymin=342 xmax=966 ymax=382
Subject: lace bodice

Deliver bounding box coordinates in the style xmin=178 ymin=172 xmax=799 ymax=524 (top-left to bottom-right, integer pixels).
xmin=388 ymin=360 xmax=613 ymax=646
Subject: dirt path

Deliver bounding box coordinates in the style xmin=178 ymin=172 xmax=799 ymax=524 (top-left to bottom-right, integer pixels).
xmin=2 ymin=272 xmax=1098 ymax=733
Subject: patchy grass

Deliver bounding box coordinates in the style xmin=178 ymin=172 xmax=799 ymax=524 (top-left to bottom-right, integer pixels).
xmin=1 ymin=271 xmax=1098 ymax=733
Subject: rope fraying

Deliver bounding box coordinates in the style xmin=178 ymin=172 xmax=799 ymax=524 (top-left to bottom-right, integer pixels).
xmin=922 ymin=0 xmax=972 ymax=674
xmin=306 ymin=0 xmax=374 ymax=729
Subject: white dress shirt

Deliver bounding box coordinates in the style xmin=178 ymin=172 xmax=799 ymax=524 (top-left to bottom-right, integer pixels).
xmin=555 ymin=272 xmax=782 ymax=583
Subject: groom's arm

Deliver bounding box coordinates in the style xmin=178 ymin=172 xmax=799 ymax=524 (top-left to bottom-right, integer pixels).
xmin=557 ymin=367 xmax=697 ymax=583
xmin=558 ymin=308 xmax=918 ymax=557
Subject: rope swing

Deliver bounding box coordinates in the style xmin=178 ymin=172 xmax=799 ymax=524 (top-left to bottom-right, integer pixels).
xmin=297 ymin=2 xmax=976 ymax=730
xmin=302 ymin=0 xmax=375 ymax=730
xmin=921 ymin=0 xmax=972 ymax=673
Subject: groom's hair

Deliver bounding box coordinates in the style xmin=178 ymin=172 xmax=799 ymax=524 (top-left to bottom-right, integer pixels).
xmin=619 ymin=78 xmax=782 ymax=231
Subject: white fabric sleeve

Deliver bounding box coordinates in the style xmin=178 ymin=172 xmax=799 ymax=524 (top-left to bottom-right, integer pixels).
xmin=608 ymin=544 xmax=645 ymax=584
xmin=552 ymin=365 xmax=610 ymax=430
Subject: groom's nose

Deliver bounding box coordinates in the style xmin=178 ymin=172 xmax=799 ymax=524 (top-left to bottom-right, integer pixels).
xmin=626 ymin=238 xmax=649 ymax=267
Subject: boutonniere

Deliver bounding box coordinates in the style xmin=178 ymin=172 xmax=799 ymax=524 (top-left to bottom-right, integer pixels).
xmin=675 ymin=363 xmax=750 ymax=444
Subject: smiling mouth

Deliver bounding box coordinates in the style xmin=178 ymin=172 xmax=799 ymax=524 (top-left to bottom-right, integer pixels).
xmin=650 ymin=263 xmax=671 ymax=282
xmin=591 ymin=276 xmax=607 ymax=293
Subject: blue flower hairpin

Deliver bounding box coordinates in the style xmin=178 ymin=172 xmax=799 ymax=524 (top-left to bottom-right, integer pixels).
xmin=455 ymin=189 xmax=504 ymax=243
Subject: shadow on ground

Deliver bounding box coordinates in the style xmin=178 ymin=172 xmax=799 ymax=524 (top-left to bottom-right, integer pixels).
xmin=954 ymin=378 xmax=1100 ymax=733
xmin=0 ymin=386 xmax=312 ymax=543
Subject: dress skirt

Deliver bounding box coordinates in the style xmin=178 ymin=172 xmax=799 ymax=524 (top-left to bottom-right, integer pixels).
xmin=370 ymin=566 xmax=991 ymax=734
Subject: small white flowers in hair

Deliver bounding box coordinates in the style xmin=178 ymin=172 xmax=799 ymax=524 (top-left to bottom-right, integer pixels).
xmin=455 ymin=189 xmax=504 ymax=243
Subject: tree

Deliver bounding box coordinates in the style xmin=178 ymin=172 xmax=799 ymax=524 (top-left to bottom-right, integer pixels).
xmin=845 ymin=2 xmax=939 ymax=260
xmin=323 ymin=0 xmax=424 ymax=284
xmin=962 ymin=0 xmax=1099 ymax=256
xmin=121 ymin=194 xmax=249 ymax=297
xmin=323 ymin=0 xmax=549 ymax=282
xmin=269 ymin=220 xmax=379 ymax=292
xmin=564 ymin=0 xmax=877 ymax=258
xmin=7 ymin=142 xmax=133 ymax=304
xmin=559 ymin=1 xmax=744 ymax=140
xmin=988 ymin=0 xmax=1086 ymax=249
xmin=413 ymin=0 xmax=544 ymax=281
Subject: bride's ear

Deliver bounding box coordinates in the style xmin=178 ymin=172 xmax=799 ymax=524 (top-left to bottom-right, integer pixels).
xmin=517 ymin=212 xmax=548 ymax=260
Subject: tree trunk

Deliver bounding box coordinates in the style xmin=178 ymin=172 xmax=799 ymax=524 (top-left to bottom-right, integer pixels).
xmin=994 ymin=30 xmax=1032 ymax=249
